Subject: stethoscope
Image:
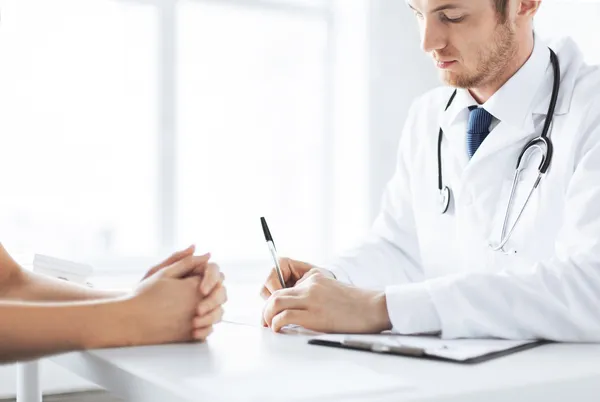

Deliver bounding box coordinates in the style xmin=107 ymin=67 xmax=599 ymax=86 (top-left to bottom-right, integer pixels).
xmin=437 ymin=48 xmax=560 ymax=253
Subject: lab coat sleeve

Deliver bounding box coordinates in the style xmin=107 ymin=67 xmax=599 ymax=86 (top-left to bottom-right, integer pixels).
xmin=389 ymin=101 xmax=600 ymax=341
xmin=322 ymin=102 xmax=426 ymax=290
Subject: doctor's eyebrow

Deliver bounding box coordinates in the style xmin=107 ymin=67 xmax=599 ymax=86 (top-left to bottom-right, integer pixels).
xmin=407 ymin=2 xmax=464 ymax=13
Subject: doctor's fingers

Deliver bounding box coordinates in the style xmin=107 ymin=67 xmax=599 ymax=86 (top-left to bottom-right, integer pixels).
xmin=260 ymin=266 xmax=291 ymax=299
xmin=260 ymin=285 xmax=272 ymax=300
xmin=271 ymin=310 xmax=312 ymax=333
xmin=295 ymin=268 xmax=327 ymax=287
xmin=262 ymin=294 xmax=307 ymax=327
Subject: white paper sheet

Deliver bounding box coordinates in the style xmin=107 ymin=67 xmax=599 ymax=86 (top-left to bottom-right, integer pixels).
xmin=185 ymin=361 xmax=412 ymax=402
xmin=313 ymin=334 xmax=537 ymax=362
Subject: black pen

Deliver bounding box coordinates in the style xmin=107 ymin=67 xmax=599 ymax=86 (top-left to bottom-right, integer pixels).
xmin=261 ymin=217 xmax=286 ymax=288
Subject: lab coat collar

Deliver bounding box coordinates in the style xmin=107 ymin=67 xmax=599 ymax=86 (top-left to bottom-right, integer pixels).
xmin=532 ymin=36 xmax=584 ymax=117
xmin=441 ymin=89 xmax=477 ymax=129
xmin=439 ymin=34 xmax=583 ymax=139
xmin=483 ymin=34 xmax=549 ymax=133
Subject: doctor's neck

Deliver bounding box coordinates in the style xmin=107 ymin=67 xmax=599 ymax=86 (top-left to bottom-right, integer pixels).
xmin=468 ymin=29 xmax=535 ymax=104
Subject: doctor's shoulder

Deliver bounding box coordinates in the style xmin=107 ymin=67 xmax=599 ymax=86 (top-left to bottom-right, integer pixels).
xmin=568 ymin=62 xmax=600 ymax=137
xmin=555 ymin=61 xmax=600 ymax=174
xmin=576 ymin=72 xmax=600 ymax=107
xmin=393 ymin=86 xmax=453 ymax=164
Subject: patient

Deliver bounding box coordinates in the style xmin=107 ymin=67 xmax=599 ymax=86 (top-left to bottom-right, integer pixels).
xmin=0 ymin=6 xmax=226 ymax=365
xmin=0 ymin=244 xmax=227 ymax=363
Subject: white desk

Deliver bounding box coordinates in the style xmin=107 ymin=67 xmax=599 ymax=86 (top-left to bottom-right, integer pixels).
xmin=46 ymin=322 xmax=600 ymax=402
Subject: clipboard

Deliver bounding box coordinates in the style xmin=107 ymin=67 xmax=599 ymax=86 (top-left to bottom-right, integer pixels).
xmin=308 ymin=334 xmax=545 ymax=364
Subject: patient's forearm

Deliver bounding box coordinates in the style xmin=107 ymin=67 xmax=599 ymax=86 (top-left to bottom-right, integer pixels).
xmin=6 ymin=270 xmax=127 ymax=302
xmin=0 ymin=244 xmax=127 ymax=302
xmin=0 ymin=299 xmax=132 ymax=363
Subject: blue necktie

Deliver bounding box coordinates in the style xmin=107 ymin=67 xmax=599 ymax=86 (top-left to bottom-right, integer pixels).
xmin=467 ymin=107 xmax=493 ymax=159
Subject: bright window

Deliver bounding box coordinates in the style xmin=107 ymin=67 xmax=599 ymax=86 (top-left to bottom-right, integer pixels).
xmin=176 ymin=1 xmax=329 ymax=263
xmin=0 ymin=0 xmax=340 ymax=273
xmin=0 ymin=0 xmax=159 ymax=260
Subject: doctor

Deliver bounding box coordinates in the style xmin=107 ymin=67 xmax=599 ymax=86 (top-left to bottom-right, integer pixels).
xmin=261 ymin=0 xmax=600 ymax=341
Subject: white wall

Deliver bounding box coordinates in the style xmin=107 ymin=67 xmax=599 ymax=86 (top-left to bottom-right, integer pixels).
xmin=329 ymin=0 xmax=371 ymax=255
xmin=327 ymin=0 xmax=439 ymax=254
xmin=367 ymin=0 xmax=438 ymax=220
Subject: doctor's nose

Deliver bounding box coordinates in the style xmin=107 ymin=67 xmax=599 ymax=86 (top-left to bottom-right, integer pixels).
xmin=420 ymin=21 xmax=446 ymax=53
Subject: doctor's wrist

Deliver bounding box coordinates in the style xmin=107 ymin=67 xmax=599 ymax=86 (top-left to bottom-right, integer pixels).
xmin=367 ymin=291 xmax=392 ymax=333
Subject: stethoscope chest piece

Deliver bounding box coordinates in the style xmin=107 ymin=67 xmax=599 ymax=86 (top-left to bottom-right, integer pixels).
xmin=440 ymin=186 xmax=451 ymax=214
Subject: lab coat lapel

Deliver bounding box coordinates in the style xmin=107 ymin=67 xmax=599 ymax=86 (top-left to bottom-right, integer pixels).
xmin=440 ymin=113 xmax=536 ymax=187
xmin=438 ymin=89 xmax=474 ymax=172
xmin=468 ymin=120 xmax=536 ymax=168
xmin=439 ymin=116 xmax=470 ymax=171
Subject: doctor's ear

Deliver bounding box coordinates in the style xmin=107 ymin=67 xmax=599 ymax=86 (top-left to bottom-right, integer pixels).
xmin=516 ymin=1 xmax=542 ymax=18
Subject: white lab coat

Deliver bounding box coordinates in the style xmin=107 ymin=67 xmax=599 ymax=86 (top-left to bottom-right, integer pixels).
xmin=327 ymin=36 xmax=600 ymax=341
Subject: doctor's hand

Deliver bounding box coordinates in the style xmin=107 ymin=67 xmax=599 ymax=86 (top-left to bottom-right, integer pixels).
xmin=262 ymin=272 xmax=392 ymax=334
xmin=260 ymin=258 xmax=333 ymax=300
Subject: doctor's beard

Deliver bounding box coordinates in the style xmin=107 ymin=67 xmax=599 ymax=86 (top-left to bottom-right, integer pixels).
xmin=440 ymin=18 xmax=518 ymax=89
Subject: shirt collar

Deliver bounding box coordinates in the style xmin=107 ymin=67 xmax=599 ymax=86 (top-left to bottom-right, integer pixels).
xmin=442 ymin=34 xmax=550 ymax=133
